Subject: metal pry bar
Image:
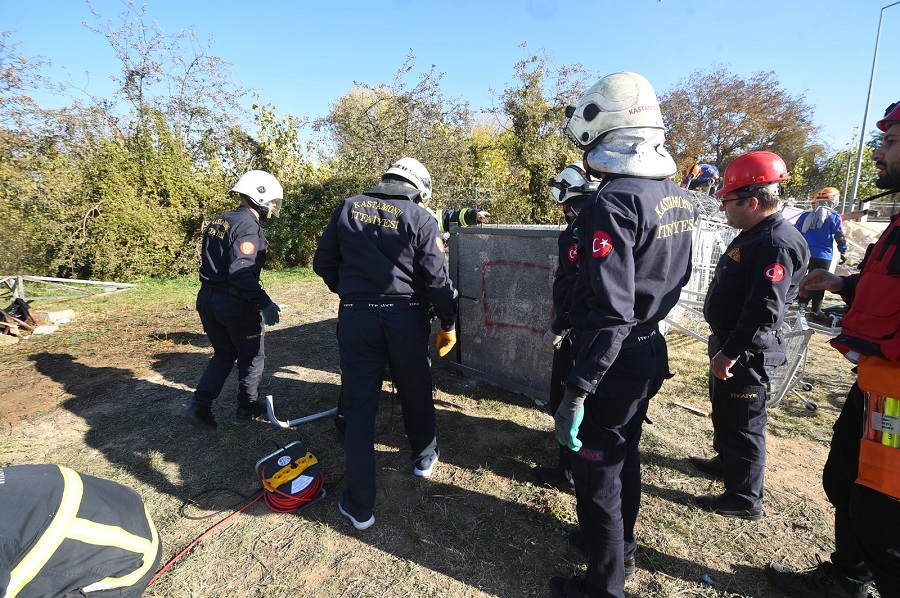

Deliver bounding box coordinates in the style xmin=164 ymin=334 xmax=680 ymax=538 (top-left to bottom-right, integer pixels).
xmin=264 ymin=394 xmax=336 ymax=428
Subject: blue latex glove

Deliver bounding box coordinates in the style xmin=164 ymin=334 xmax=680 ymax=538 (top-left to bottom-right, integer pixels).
xmin=261 ymin=302 xmax=281 ymax=326
xmin=554 ymin=388 xmax=586 ymax=451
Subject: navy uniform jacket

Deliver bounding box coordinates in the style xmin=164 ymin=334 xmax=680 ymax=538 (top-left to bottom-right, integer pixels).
xmin=199 ymin=204 xmax=273 ymax=311
xmin=551 ymin=219 xmax=581 ymax=333
xmin=312 ymin=182 xmax=457 ymax=329
xmin=567 ymin=176 xmax=698 ymax=394
xmin=703 ymin=212 xmax=809 ymax=360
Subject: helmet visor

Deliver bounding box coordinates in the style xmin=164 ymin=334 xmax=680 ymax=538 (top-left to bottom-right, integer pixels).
xmin=265 ymin=197 xmax=281 ymax=218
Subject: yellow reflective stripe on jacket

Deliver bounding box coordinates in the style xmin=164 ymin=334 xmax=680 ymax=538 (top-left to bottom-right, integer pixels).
xmin=6 ymin=465 xmax=160 ymax=597
xmin=81 ymin=506 xmax=160 ymax=593
xmin=6 ymin=465 xmax=84 ymax=598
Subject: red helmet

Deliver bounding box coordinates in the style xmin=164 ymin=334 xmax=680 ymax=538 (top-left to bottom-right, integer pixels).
xmin=715 ymin=151 xmax=790 ymax=196
xmin=876 ymin=101 xmax=900 ymax=132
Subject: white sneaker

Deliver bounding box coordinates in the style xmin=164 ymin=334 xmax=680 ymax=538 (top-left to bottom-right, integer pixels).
xmin=338 ymin=498 xmax=374 ymax=530
xmin=414 ymin=449 xmax=440 ymax=478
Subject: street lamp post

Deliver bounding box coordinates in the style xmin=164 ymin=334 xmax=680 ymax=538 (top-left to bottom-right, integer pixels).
xmin=849 ymin=0 xmax=900 ymax=211
xmin=842 ymin=127 xmax=859 ymax=213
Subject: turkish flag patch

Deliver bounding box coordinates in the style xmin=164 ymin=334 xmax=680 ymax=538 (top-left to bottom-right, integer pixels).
xmin=592 ymin=231 xmax=613 ymax=258
xmin=764 ymin=263 xmax=786 ymax=282
xmin=240 ymin=241 xmax=256 ymax=255
xmin=567 ymin=244 xmax=579 ymax=262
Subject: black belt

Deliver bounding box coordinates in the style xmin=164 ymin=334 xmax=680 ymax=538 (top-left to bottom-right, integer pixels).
xmin=569 ymin=325 xmax=659 ymax=348
xmin=200 ymin=283 xmax=239 ymax=296
xmin=622 ymin=327 xmax=658 ymax=348
xmin=340 ymin=299 xmax=421 ymax=311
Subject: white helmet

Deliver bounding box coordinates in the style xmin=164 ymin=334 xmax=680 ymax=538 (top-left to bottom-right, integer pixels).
xmin=548 ymin=163 xmax=599 ymax=203
xmin=384 ymin=157 xmax=432 ymax=201
xmin=232 ymin=170 xmax=283 ymax=219
xmin=565 ymin=72 xmax=664 ymax=152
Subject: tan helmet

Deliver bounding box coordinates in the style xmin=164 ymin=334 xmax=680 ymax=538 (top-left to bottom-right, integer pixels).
xmin=565 ymin=72 xmax=664 ymax=152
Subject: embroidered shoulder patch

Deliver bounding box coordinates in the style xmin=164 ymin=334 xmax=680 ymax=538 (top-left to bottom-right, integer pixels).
xmin=591 ymin=231 xmax=613 ymax=258
xmin=764 ymin=263 xmax=785 ymax=282
xmin=727 ymin=248 xmax=741 ymax=262
xmin=240 ymin=241 xmax=256 ymax=255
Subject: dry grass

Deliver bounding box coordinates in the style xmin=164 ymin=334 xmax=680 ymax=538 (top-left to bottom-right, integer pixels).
xmin=0 ymin=271 xmax=868 ymax=597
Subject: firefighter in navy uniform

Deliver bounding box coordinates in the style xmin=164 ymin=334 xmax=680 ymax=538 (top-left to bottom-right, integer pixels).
xmin=549 ymin=72 xmax=698 ymax=598
xmin=0 ymin=464 xmax=162 ymax=598
xmin=313 ymin=157 xmax=457 ymax=531
xmin=533 ymin=163 xmax=599 ymax=493
xmin=766 ymin=101 xmax=900 ymax=598
xmin=183 ymin=170 xmax=284 ymax=429
xmin=690 ymin=151 xmax=809 ymax=521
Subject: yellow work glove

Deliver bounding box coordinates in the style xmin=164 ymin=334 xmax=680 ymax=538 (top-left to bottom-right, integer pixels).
xmin=436 ymin=327 xmax=457 ymax=357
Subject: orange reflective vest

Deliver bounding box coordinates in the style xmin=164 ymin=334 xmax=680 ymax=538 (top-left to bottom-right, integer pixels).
xmin=857 ymin=355 xmax=900 ymax=500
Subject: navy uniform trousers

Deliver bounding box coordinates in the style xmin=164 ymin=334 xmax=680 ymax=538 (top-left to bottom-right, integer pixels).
xmin=575 ymin=333 xmax=668 ymax=598
xmin=708 ymin=334 xmax=769 ymax=511
xmin=193 ymin=286 xmax=265 ymax=409
xmin=337 ymin=301 xmax=438 ymax=522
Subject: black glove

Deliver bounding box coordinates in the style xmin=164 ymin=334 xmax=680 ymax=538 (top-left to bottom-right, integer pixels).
xmin=261 ymin=302 xmax=281 ymax=326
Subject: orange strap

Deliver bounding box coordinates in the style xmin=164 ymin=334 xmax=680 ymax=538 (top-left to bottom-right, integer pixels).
xmin=856 ymin=355 xmax=900 ymax=500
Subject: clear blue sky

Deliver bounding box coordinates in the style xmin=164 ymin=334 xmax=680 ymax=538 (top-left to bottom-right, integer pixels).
xmin=6 ymin=0 xmax=900 ymax=153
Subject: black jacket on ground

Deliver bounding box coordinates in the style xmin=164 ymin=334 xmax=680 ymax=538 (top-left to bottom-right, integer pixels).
xmin=0 ymin=464 xmax=161 ymax=598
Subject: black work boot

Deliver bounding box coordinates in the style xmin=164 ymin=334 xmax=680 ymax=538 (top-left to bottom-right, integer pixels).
xmin=235 ymin=401 xmax=265 ymax=421
xmin=765 ymin=558 xmax=873 ymax=598
xmin=695 ymin=493 xmax=763 ymax=520
xmin=549 ymin=575 xmax=590 ymax=598
xmin=568 ymin=529 xmax=636 ymax=582
xmin=689 ymin=454 xmax=724 ymax=478
xmin=182 ymin=403 xmax=217 ymax=429
xmin=532 ymin=465 xmax=575 ymax=493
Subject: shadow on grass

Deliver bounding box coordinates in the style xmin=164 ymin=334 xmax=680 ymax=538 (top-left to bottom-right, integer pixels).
xmin=28 ymin=321 xmax=599 ymax=595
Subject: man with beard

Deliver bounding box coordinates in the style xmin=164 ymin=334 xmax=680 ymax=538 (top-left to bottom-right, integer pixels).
xmin=765 ymin=101 xmax=900 ymax=598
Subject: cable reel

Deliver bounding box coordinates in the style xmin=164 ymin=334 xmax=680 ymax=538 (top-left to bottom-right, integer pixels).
xmin=255 ymin=441 xmax=326 ymax=513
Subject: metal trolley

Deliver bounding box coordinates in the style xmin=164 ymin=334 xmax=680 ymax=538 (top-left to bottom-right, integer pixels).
xmin=767 ymin=307 xmax=817 ymax=411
